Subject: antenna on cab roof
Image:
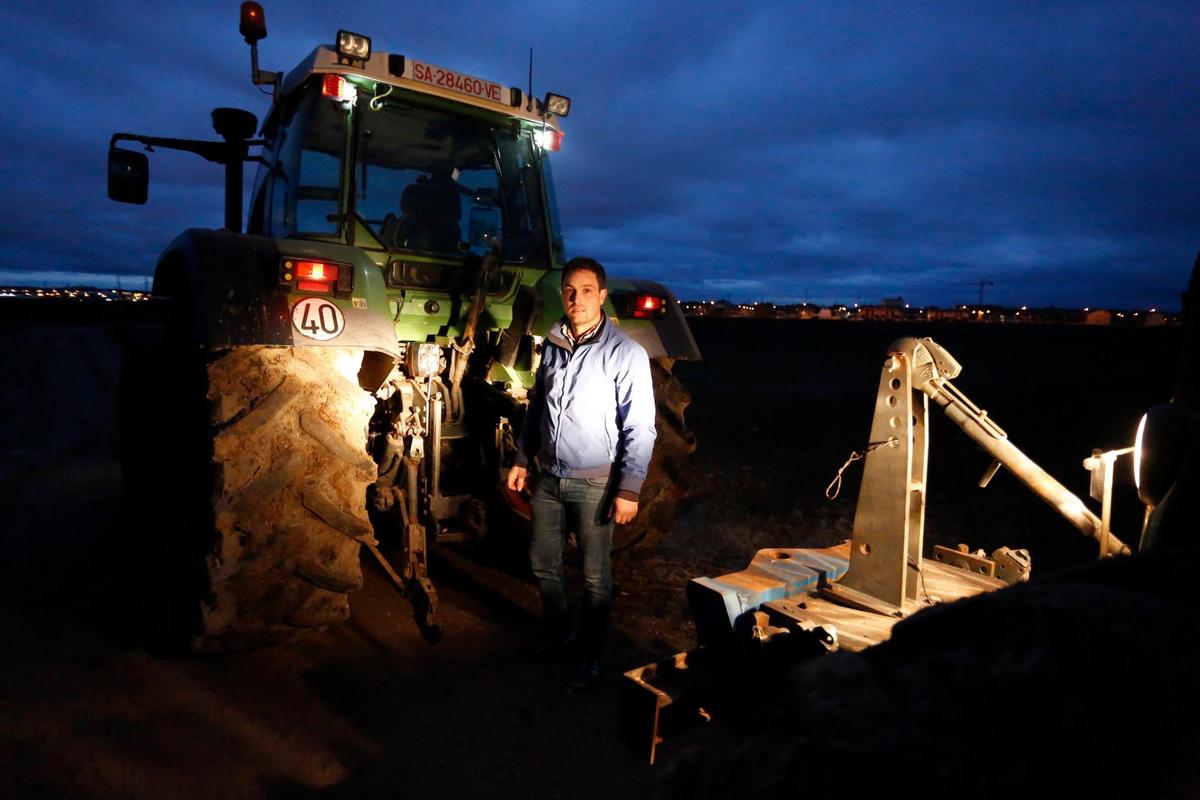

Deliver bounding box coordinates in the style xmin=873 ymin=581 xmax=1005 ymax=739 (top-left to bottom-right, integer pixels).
xmin=527 ymin=47 xmax=534 ymax=113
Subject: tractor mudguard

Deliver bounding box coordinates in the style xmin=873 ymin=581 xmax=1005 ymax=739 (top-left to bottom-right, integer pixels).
xmin=608 ymin=278 xmax=701 ymax=361
xmin=153 ymin=228 xmax=402 ymax=359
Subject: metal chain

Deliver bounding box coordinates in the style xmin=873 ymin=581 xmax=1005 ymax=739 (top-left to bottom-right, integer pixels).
xmin=907 ymin=555 xmax=934 ymax=606
xmin=824 ymin=438 xmax=898 ymax=500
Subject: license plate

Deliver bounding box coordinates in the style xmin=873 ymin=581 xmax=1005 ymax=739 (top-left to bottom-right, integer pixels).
xmin=409 ymin=60 xmax=504 ymax=104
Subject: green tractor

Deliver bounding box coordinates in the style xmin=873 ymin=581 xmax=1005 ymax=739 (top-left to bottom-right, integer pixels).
xmin=110 ymin=4 xmax=699 ymax=650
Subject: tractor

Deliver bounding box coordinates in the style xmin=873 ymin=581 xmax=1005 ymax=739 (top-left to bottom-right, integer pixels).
xmin=110 ymin=3 xmax=699 ymax=650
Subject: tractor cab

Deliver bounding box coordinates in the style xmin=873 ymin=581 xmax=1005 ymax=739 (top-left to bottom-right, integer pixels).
xmin=246 ymin=46 xmax=568 ymax=273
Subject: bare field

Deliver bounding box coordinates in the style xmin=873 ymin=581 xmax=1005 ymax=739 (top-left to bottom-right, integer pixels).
xmin=0 ymin=315 xmax=1182 ymax=798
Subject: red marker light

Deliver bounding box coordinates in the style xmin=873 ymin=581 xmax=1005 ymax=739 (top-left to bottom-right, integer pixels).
xmin=535 ymin=129 xmax=563 ymax=152
xmin=321 ymin=74 xmax=358 ymax=104
xmin=322 ymin=74 xmax=346 ymax=100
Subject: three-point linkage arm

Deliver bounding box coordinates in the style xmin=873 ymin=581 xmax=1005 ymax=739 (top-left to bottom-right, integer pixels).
xmin=836 ymin=337 xmax=1129 ymax=615
xmin=911 ymin=337 xmax=1128 ymax=556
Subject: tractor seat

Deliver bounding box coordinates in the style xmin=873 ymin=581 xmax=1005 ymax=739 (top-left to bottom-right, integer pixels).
xmin=390 ymin=180 xmax=462 ymax=253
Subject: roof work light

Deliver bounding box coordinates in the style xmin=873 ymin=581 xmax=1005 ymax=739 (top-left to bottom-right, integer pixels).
xmin=542 ymin=93 xmax=571 ymax=117
xmin=337 ymin=30 xmax=371 ymax=63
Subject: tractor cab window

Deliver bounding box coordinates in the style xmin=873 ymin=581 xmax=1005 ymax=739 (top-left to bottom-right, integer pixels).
xmin=257 ymin=85 xmax=347 ymax=239
xmin=356 ymin=99 xmax=547 ymax=262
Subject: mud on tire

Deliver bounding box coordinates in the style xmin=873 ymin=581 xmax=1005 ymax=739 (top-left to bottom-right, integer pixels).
xmin=199 ymin=346 xmax=377 ymax=650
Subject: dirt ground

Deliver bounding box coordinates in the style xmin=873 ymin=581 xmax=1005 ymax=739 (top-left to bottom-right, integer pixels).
xmin=0 ymin=315 xmax=1182 ymax=798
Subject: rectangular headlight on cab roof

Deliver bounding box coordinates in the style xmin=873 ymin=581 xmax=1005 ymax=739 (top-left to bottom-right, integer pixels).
xmin=543 ymin=93 xmax=571 ymax=117
xmin=337 ymin=30 xmax=371 ymax=61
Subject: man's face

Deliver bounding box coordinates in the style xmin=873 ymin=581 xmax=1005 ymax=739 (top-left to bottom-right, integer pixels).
xmin=562 ymin=269 xmax=607 ymax=333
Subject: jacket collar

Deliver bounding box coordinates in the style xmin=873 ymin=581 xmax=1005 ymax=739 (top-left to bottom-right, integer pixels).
xmin=547 ymin=311 xmax=608 ymax=352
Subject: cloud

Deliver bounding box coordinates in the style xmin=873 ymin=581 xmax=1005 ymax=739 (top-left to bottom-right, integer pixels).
xmin=1 ymin=0 xmax=1195 ymax=309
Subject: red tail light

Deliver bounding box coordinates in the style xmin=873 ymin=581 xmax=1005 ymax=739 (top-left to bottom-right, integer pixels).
xmin=296 ymin=260 xmax=336 ymax=293
xmin=282 ymin=259 xmax=351 ymax=295
xmin=631 ymin=294 xmax=666 ymax=319
xmin=296 ymin=261 xmax=338 ymax=282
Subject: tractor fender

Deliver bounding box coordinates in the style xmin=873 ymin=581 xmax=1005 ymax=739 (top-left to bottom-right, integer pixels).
xmin=152 ymin=229 xmax=401 ymax=385
xmin=607 ymin=278 xmax=701 ymax=361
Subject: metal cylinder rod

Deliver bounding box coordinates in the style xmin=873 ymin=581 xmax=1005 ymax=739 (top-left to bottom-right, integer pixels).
xmin=1086 ymin=447 xmax=1133 ymax=558
xmin=406 ymin=456 xmax=421 ymax=528
xmin=446 ymin=252 xmax=501 ymax=421
xmin=927 ymin=383 xmax=1130 ymax=556
xmin=430 ymin=390 xmax=443 ymax=506
xmin=978 ymin=459 xmax=1002 ymax=488
xmin=1100 ymin=455 xmax=1114 ymax=557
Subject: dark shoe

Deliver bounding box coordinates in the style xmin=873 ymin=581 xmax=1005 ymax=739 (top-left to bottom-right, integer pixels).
xmin=568 ymin=658 xmax=603 ymax=690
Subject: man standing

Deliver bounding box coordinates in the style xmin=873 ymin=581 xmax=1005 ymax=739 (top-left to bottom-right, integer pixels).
xmin=507 ymin=257 xmax=657 ymax=689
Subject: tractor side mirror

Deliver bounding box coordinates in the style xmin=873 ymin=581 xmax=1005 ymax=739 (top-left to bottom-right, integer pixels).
xmin=108 ymin=148 xmax=148 ymax=204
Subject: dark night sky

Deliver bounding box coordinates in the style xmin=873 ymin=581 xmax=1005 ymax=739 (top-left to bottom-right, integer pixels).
xmin=1 ymin=1 xmax=1195 ymax=308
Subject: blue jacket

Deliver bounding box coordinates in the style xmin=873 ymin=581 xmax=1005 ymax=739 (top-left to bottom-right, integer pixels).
xmin=516 ymin=314 xmax=657 ymax=496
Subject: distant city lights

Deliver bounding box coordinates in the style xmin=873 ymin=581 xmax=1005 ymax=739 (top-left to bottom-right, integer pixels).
xmin=676 ymin=297 xmax=1175 ymax=325
xmin=0 ymin=286 xmax=152 ymax=301
xmin=10 ymin=286 xmax=1178 ymax=327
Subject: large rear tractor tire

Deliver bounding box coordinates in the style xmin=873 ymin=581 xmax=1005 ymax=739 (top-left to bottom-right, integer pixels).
xmin=122 ymin=342 xmax=376 ymax=651
xmin=201 ymin=346 xmax=377 ymax=650
xmin=612 ymin=357 xmax=696 ymax=556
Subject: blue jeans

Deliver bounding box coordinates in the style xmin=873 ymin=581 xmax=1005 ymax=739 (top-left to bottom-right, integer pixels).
xmin=529 ymin=474 xmax=614 ymax=658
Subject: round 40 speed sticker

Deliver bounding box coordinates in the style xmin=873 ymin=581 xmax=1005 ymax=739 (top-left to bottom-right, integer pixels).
xmin=291 ymin=297 xmax=346 ymax=341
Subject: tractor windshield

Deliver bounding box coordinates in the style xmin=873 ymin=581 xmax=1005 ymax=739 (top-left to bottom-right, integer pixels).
xmin=355 ymin=98 xmax=550 ymax=263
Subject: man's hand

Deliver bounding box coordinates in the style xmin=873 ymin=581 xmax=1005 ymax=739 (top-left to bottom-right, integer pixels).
xmin=613 ymin=496 xmax=639 ymax=525
xmin=506 ymin=464 xmax=528 ymax=493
